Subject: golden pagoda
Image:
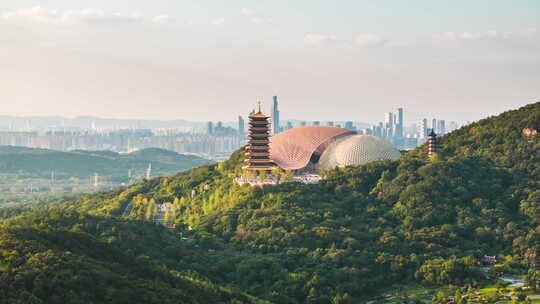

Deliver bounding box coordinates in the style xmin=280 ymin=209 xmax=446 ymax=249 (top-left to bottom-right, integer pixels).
xmin=243 ymin=102 xmax=275 ymax=171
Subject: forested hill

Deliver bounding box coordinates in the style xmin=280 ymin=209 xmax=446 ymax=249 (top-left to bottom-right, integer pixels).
xmin=1 ymin=102 xmax=539 ymax=303
xmin=0 ymin=210 xmax=268 ymax=304
xmin=407 ymin=101 xmax=540 ymax=188
xmin=0 ymin=147 xmax=211 ymax=182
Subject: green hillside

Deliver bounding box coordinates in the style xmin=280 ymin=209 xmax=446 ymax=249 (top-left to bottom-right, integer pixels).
xmin=0 ymin=147 xmax=211 ymax=183
xmin=1 ymin=102 xmax=539 ymax=303
xmin=0 ymin=210 xmax=267 ymax=304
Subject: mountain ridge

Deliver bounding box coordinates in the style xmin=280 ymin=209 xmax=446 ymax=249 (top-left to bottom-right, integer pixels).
xmin=0 ymin=146 xmax=211 ymax=183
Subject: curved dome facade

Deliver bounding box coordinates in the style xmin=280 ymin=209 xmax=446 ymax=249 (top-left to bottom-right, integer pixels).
xmin=317 ymin=135 xmax=401 ymax=169
xmin=270 ymin=126 xmax=356 ymax=170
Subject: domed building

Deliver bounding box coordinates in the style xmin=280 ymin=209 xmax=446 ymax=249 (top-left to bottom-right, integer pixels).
xmin=270 ymin=126 xmax=356 ymax=170
xmin=317 ymin=134 xmax=401 ymax=169
xmin=269 ymin=126 xmax=400 ymax=171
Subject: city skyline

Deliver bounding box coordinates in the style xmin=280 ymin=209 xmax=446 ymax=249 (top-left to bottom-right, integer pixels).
xmin=0 ymin=101 xmax=461 ymax=158
xmin=0 ymin=98 xmax=506 ymax=128
xmin=1 ymin=1 xmax=539 ymax=123
xmin=0 ymin=109 xmax=458 ymax=134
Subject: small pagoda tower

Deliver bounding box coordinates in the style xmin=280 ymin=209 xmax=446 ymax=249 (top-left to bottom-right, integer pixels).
xmin=427 ymin=128 xmax=438 ymax=158
xmin=243 ymin=102 xmax=275 ymax=171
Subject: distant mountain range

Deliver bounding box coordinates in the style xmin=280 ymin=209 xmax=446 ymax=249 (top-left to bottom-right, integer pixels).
xmin=0 ymin=115 xmax=208 ymax=132
xmin=0 ymin=146 xmax=211 ymax=183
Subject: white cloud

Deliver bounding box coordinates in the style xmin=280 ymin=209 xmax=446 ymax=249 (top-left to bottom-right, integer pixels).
xmin=240 ymin=8 xmax=272 ymax=24
xmin=212 ymin=18 xmax=225 ymax=26
xmin=304 ymin=33 xmax=385 ymax=48
xmin=432 ymin=28 xmax=540 ymax=46
xmin=354 ymin=34 xmax=386 ymax=47
xmin=303 ymin=34 xmax=341 ymax=47
xmin=434 ymin=30 xmax=504 ymax=42
xmin=305 ymin=29 xmax=539 ymax=49
xmin=0 ymin=7 xmax=169 ymax=25
xmin=151 ymin=15 xmax=174 ymax=25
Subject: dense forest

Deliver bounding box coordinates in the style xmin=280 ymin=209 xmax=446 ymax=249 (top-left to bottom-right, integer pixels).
xmin=0 ymin=102 xmax=539 ymax=303
xmin=0 ymin=193 xmax=81 ymax=222
xmin=0 ymin=147 xmax=210 ymax=183
xmin=0 ymin=210 xmax=267 ymax=304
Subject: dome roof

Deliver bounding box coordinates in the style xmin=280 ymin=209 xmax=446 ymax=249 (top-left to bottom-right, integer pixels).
xmin=270 ymin=126 xmax=356 ymax=170
xmin=317 ymin=135 xmax=401 ymax=169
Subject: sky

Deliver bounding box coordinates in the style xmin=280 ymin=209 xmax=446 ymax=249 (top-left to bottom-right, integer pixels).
xmin=1 ymin=0 xmax=539 ymax=124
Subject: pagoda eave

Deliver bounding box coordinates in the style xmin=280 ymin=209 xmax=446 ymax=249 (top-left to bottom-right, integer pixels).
xmin=248 ymin=127 xmax=270 ymax=131
xmin=246 ymin=160 xmax=273 ymax=164
xmin=245 ymin=152 xmax=270 ymax=157
xmin=242 ymin=166 xmax=276 ymax=171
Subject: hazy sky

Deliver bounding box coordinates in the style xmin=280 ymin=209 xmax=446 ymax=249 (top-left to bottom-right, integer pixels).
xmin=1 ymin=1 xmax=539 ymax=124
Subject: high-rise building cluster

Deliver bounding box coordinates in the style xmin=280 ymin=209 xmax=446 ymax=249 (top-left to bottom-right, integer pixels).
xmin=357 ymin=109 xmax=459 ymax=150
xmin=415 ymin=118 xmax=458 ymax=141
xmin=0 ymin=129 xmax=242 ymax=161
xmin=355 ymin=108 xmax=412 ymax=149
xmin=367 ymin=108 xmax=404 ymax=138
xmin=1 ymin=96 xmax=464 ymax=161
xmin=206 ymin=121 xmax=236 ymax=136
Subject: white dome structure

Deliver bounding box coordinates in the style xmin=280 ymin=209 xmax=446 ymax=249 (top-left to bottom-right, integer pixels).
xmin=317 ymin=135 xmax=401 ymax=169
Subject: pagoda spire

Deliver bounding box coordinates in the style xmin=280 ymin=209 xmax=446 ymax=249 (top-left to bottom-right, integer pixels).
xmin=243 ymin=101 xmax=275 ymax=171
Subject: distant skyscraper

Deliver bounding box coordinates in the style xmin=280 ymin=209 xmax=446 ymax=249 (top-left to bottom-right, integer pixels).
xmin=396 ymin=108 xmax=404 ymax=138
xmin=271 ymin=96 xmax=280 ymax=135
xmin=371 ymin=125 xmax=378 ymax=137
xmin=300 ymin=121 xmax=307 ymax=126
xmin=238 ymin=116 xmax=245 ymax=136
xmin=207 ymin=122 xmax=214 ymax=135
xmin=448 ymin=121 xmax=458 ymax=133
xmin=344 ymin=121 xmax=354 ymax=131
xmin=431 ymin=119 xmax=437 ymax=134
xmin=327 ymin=121 xmax=334 ymax=126
xmin=419 ymin=119 xmax=428 ymax=138
xmin=384 ymin=112 xmax=393 ymax=126
xmin=410 ymin=123 xmax=417 ymax=137
xmin=313 ymin=121 xmax=320 ymax=126
xmin=437 ymin=120 xmax=446 ymax=135
xmin=384 ymin=112 xmax=394 ymax=137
